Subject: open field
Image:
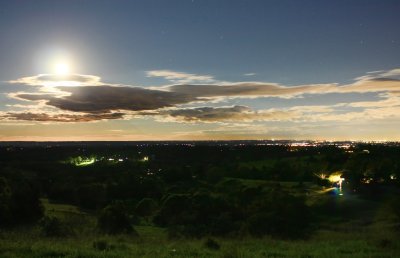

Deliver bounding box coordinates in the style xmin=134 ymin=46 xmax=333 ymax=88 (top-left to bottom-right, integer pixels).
xmin=1 ymin=225 xmax=400 ymax=257
xmin=2 ymin=185 xmax=400 ymax=258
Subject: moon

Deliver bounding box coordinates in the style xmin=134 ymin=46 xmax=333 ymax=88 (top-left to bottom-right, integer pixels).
xmin=54 ymin=62 xmax=70 ymax=75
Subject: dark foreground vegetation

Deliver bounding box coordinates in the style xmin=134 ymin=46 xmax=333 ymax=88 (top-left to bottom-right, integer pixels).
xmin=1 ymin=141 xmax=400 ymax=257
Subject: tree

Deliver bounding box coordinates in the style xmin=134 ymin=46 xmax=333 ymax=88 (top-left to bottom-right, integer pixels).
xmin=0 ymin=177 xmax=12 ymax=226
xmin=135 ymin=198 xmax=157 ymax=217
xmin=97 ymin=203 xmax=137 ymax=235
xmin=10 ymin=179 xmax=43 ymax=224
xmin=39 ymin=216 xmax=69 ymax=237
xmin=153 ymin=194 xmax=191 ymax=226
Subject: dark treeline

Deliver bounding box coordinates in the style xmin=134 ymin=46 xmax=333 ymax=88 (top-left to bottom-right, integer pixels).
xmin=1 ymin=143 xmax=400 ymax=239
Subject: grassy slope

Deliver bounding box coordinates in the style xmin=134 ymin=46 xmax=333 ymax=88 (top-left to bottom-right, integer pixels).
xmin=1 ymin=188 xmax=400 ymax=257
xmin=1 ymin=227 xmax=399 ymax=257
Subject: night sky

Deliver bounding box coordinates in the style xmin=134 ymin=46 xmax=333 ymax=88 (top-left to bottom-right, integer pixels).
xmin=1 ymin=0 xmax=399 ymax=141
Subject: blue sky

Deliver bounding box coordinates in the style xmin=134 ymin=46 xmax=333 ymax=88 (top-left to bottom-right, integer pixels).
xmin=0 ymin=0 xmax=400 ymax=141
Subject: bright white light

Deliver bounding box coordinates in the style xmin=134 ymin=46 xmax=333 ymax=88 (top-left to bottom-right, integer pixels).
xmin=54 ymin=62 xmax=70 ymax=75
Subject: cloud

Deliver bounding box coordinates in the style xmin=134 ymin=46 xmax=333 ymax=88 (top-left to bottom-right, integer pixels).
xmin=10 ymin=92 xmax=60 ymax=102
xmin=13 ymin=86 xmax=195 ymax=113
xmin=11 ymin=82 xmax=341 ymax=118
xmin=171 ymin=124 xmax=306 ymax=140
xmin=345 ymin=94 xmax=400 ymax=108
xmin=1 ymin=112 xmax=125 ymax=123
xmin=6 ymin=102 xmax=48 ymax=110
xmin=146 ymin=70 xmax=216 ymax=83
xmin=164 ymin=68 xmax=400 ymax=98
xmin=156 ymin=105 xmax=300 ymax=123
xmin=9 ymin=73 xmax=103 ymax=87
xmin=166 ymin=82 xmax=337 ymax=98
xmin=340 ymin=78 xmax=400 ymax=94
xmin=154 ymin=100 xmax=400 ymax=124
xmin=382 ymin=69 xmax=400 ymax=77
xmin=307 ymin=106 xmax=400 ymax=122
xmin=6 ymin=68 xmax=400 ymax=123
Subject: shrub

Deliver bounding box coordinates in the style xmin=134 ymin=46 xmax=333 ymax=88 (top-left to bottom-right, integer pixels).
xmin=246 ymin=190 xmax=311 ymax=238
xmin=11 ymin=180 xmax=44 ymax=224
xmin=135 ymin=198 xmax=157 ymax=217
xmin=211 ymin=212 xmax=238 ymax=236
xmin=153 ymin=194 xmax=191 ymax=226
xmin=204 ymin=238 xmax=220 ymax=250
xmin=93 ymin=240 xmax=109 ymax=251
xmin=0 ymin=176 xmax=43 ymax=227
xmin=39 ymin=216 xmax=69 ymax=237
xmin=0 ymin=177 xmax=12 ymax=226
xmin=246 ymin=212 xmax=275 ymax=237
xmin=97 ymin=203 xmax=137 ymax=235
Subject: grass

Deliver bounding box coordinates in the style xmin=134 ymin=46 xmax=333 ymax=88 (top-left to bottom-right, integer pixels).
xmin=1 ymin=228 xmax=399 ymax=257
xmin=42 ymin=199 xmax=85 ymax=216
xmin=1 ymin=195 xmax=400 ymax=257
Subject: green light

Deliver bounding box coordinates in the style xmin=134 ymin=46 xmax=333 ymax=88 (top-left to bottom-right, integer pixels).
xmin=66 ymin=156 xmax=97 ymax=167
xmin=75 ymin=158 xmax=95 ymax=166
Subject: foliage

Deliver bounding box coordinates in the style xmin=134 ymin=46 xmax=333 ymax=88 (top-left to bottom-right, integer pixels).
xmin=135 ymin=198 xmax=158 ymax=217
xmin=39 ymin=216 xmax=70 ymax=237
xmin=245 ymin=188 xmax=311 ymax=238
xmin=97 ymin=203 xmax=137 ymax=235
xmin=388 ymin=196 xmax=400 ymax=221
xmin=0 ymin=177 xmax=12 ymax=225
xmin=92 ymin=240 xmax=111 ymax=251
xmin=1 ymin=143 xmax=400 ymax=255
xmin=0 ymin=173 xmax=43 ymax=227
xmin=204 ymin=238 xmax=221 ymax=250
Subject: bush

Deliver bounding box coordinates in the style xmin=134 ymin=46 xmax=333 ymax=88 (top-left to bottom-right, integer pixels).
xmin=155 ymin=192 xmax=239 ymax=237
xmin=246 ymin=190 xmax=311 ymax=238
xmin=246 ymin=212 xmax=275 ymax=237
xmin=97 ymin=203 xmax=137 ymax=235
xmin=153 ymin=194 xmax=191 ymax=226
xmin=39 ymin=216 xmax=69 ymax=237
xmin=388 ymin=196 xmax=400 ymax=221
xmin=0 ymin=177 xmax=12 ymax=226
xmin=93 ymin=240 xmax=110 ymax=251
xmin=11 ymin=180 xmax=44 ymax=224
xmin=211 ymin=212 xmax=238 ymax=236
xmin=204 ymin=238 xmax=220 ymax=250
xmin=0 ymin=176 xmax=43 ymax=227
xmin=135 ymin=198 xmax=157 ymax=217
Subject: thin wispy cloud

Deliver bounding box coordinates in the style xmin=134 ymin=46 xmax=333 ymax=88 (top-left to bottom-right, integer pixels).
xmin=9 ymin=74 xmax=103 ymax=87
xmin=146 ymin=70 xmax=216 ymax=84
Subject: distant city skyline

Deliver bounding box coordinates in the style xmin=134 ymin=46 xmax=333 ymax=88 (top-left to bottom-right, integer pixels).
xmin=1 ymin=0 xmax=400 ymax=141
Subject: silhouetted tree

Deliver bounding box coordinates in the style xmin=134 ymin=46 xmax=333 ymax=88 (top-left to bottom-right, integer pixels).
xmin=97 ymin=202 xmax=136 ymax=235
xmin=0 ymin=177 xmax=12 ymax=226
xmin=135 ymin=198 xmax=157 ymax=217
